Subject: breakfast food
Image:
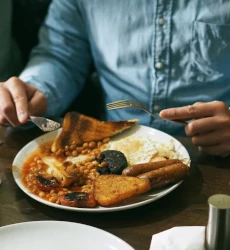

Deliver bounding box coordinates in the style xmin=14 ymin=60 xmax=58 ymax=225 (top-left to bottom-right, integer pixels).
xmin=96 ymin=150 xmax=128 ymax=175
xmin=40 ymin=156 xmax=77 ymax=187
xmin=107 ymin=135 xmax=158 ymax=165
xmin=94 ymin=175 xmax=151 ymax=206
xmin=51 ymin=112 xmax=138 ymax=153
xmin=59 ymin=192 xmax=97 ymax=208
xmin=20 ymin=112 xmax=190 ymax=209
xmin=122 ymin=159 xmax=182 ymax=176
xmin=137 ymin=162 xmax=189 ymax=189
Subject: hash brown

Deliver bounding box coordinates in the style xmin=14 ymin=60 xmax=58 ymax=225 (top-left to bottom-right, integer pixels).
xmin=94 ymin=175 xmax=151 ymax=207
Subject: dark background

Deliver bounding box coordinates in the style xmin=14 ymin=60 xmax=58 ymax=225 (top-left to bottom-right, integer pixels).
xmin=12 ymin=0 xmax=52 ymax=65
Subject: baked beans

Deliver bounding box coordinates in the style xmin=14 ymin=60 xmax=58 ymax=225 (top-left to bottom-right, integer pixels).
xmin=22 ymin=138 xmax=110 ymax=204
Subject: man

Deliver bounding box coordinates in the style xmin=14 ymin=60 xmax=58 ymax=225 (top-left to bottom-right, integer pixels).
xmin=0 ymin=0 xmax=230 ymax=157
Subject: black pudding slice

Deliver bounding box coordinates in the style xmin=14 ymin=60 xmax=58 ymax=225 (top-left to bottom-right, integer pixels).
xmin=97 ymin=150 xmax=128 ymax=175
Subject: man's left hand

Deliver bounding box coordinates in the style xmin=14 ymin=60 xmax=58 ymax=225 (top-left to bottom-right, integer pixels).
xmin=160 ymin=101 xmax=230 ymax=157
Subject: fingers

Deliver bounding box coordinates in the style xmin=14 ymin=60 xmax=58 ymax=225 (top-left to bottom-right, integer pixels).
xmin=191 ymin=127 xmax=230 ymax=147
xmin=198 ymin=142 xmax=230 ymax=157
xmin=185 ymin=115 xmax=230 ymax=136
xmin=0 ymin=77 xmax=28 ymax=126
xmin=160 ymin=101 xmax=230 ymax=157
xmin=159 ymin=101 xmax=228 ymax=121
xmin=0 ymin=86 xmax=19 ymax=126
xmin=184 ymin=112 xmax=230 ymax=156
xmin=7 ymin=78 xmax=28 ymax=124
xmin=0 ymin=77 xmax=47 ymax=127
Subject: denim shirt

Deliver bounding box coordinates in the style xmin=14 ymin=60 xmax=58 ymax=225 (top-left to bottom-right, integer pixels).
xmin=20 ymin=0 xmax=230 ymax=135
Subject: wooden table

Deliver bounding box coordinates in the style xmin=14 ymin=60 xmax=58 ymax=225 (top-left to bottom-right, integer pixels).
xmin=0 ymin=126 xmax=230 ymax=250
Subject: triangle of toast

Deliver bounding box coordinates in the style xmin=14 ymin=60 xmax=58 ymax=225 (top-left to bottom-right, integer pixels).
xmin=51 ymin=112 xmax=138 ymax=152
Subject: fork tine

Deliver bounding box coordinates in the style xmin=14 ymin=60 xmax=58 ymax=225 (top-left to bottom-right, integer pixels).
xmin=107 ymin=105 xmax=131 ymax=110
xmin=107 ymin=100 xmax=146 ymax=110
xmin=107 ymin=100 xmax=131 ymax=106
xmin=107 ymin=104 xmax=132 ymax=110
xmin=106 ymin=103 xmax=131 ymax=108
xmin=107 ymin=107 xmax=127 ymax=110
xmin=107 ymin=100 xmax=128 ymax=104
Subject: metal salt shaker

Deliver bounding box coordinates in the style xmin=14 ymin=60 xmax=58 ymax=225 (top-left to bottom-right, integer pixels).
xmin=206 ymin=194 xmax=230 ymax=250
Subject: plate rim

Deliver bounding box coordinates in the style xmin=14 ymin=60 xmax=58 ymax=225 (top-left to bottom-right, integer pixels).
xmin=0 ymin=220 xmax=135 ymax=250
xmin=12 ymin=125 xmax=190 ymax=213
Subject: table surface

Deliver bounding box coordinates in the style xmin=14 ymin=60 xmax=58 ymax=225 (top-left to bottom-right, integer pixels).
xmin=0 ymin=126 xmax=230 ymax=250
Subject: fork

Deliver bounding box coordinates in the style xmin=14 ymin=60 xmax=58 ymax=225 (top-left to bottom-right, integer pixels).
xmin=28 ymin=116 xmax=61 ymax=132
xmin=106 ymin=100 xmax=187 ymax=125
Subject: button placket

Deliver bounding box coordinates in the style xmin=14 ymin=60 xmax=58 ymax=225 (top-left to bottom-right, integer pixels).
xmin=151 ymin=0 xmax=173 ymax=129
xmin=153 ymin=105 xmax=160 ymax=112
xmin=158 ymin=18 xmax=165 ymax=25
xmin=155 ymin=61 xmax=164 ymax=69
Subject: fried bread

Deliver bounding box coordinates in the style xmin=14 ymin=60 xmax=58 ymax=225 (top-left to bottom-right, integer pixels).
xmin=51 ymin=112 xmax=138 ymax=152
xmin=94 ymin=175 xmax=151 ymax=206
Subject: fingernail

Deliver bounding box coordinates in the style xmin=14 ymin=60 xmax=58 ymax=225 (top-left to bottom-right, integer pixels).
xmin=18 ymin=111 xmax=26 ymax=122
xmin=159 ymin=110 xmax=166 ymax=117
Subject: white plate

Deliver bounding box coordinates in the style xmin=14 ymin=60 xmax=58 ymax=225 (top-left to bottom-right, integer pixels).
xmin=0 ymin=221 xmax=134 ymax=250
xmin=12 ymin=125 xmax=190 ymax=213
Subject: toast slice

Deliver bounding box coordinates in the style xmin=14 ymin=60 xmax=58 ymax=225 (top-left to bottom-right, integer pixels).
xmin=51 ymin=112 xmax=138 ymax=152
xmin=94 ymin=175 xmax=151 ymax=207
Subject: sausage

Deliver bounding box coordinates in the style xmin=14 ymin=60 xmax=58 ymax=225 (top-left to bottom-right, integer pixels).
xmin=137 ymin=163 xmax=189 ymax=190
xmin=122 ymin=159 xmax=182 ymax=176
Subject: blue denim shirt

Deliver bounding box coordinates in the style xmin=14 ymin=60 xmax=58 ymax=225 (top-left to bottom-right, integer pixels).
xmin=20 ymin=0 xmax=230 ymax=135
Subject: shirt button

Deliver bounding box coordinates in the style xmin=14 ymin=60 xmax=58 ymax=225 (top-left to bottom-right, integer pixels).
xmin=155 ymin=62 xmax=164 ymax=69
xmin=153 ymin=105 xmax=160 ymax=112
xmin=158 ymin=18 xmax=165 ymax=25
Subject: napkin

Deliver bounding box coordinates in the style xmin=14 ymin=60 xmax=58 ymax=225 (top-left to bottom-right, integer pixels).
xmin=150 ymin=226 xmax=206 ymax=250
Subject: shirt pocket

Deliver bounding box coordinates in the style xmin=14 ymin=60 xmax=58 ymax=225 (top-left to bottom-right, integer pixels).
xmin=190 ymin=21 xmax=230 ymax=82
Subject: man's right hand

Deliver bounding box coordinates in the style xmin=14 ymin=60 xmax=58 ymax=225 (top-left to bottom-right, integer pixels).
xmin=0 ymin=77 xmax=47 ymax=127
